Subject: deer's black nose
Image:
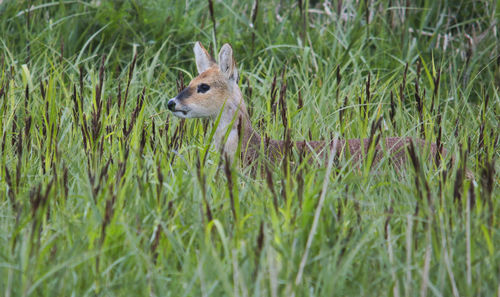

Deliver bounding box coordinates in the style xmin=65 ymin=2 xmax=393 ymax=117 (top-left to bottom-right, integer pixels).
xmin=167 ymin=99 xmax=176 ymax=111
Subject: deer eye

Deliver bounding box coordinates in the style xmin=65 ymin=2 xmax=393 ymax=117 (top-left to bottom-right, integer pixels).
xmin=197 ymin=83 xmax=210 ymax=93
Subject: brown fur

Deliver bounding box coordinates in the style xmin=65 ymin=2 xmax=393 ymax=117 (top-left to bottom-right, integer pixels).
xmin=171 ymin=67 xmax=230 ymax=118
xmin=236 ymin=114 xmax=442 ymax=172
xmin=168 ymin=42 xmax=472 ymax=178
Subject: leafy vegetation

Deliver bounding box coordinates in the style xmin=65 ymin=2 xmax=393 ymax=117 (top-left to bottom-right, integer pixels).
xmin=0 ymin=0 xmax=498 ymax=296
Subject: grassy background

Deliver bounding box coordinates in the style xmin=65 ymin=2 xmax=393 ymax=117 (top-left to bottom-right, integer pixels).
xmin=0 ymin=0 xmax=499 ymax=296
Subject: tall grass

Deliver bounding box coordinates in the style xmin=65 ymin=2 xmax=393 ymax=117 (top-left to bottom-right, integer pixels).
xmin=0 ymin=0 xmax=498 ymax=296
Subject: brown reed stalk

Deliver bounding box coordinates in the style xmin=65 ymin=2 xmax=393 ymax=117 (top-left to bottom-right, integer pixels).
xmin=364 ymin=73 xmax=371 ymax=118
xmin=297 ymin=90 xmax=303 ymax=110
xmin=399 ymin=63 xmax=408 ymax=103
xmin=453 ymin=145 xmax=466 ymax=208
xmin=151 ymin=223 xmax=162 ymax=264
xmin=265 ymin=164 xmax=278 ymax=213
xmin=270 ymin=74 xmax=278 ymax=117
xmin=79 ymin=66 xmax=84 ymax=100
xmin=435 ymin=109 xmax=443 ymax=168
xmin=250 ymin=0 xmax=259 ymax=50
xmin=297 ymin=149 xmax=304 ymax=206
xmin=100 ymin=190 xmax=117 ymax=247
xmin=252 ymin=221 xmax=264 ymax=278
xmin=123 ymin=52 xmax=138 ymax=111
xmin=207 ymin=0 xmax=217 ymax=50
xmin=336 ymin=65 xmax=341 ymax=102
xmin=298 ymin=0 xmax=306 ymax=42
xmin=389 ymin=90 xmax=396 ymax=129
xmin=279 ymin=67 xmax=288 ymax=129
xmin=224 ymin=155 xmax=237 ymax=223
xmin=384 ymin=206 xmax=394 ymax=240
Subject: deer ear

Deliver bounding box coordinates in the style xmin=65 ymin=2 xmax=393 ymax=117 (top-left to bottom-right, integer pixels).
xmin=218 ymin=43 xmax=239 ymax=82
xmin=194 ymin=41 xmax=215 ymax=74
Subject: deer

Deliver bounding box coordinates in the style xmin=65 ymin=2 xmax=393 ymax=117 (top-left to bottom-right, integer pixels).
xmin=167 ymin=41 xmax=455 ymax=175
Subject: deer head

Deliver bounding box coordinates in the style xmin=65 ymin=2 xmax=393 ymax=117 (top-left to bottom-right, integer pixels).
xmin=167 ymin=42 xmax=241 ymax=119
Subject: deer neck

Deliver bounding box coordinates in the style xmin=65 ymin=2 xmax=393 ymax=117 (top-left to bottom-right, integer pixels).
xmin=213 ymin=85 xmax=260 ymax=163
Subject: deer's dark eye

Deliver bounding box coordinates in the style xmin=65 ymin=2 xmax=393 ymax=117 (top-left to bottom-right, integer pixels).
xmin=197 ymin=83 xmax=210 ymax=93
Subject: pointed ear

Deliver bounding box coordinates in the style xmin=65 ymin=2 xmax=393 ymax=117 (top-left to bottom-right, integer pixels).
xmin=218 ymin=43 xmax=239 ymax=82
xmin=194 ymin=41 xmax=215 ymax=74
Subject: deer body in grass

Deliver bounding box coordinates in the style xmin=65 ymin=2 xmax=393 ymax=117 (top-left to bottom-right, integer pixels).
xmin=167 ymin=42 xmax=443 ymax=171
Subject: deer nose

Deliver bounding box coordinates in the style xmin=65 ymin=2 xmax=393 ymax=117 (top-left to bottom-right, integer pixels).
xmin=167 ymin=99 xmax=176 ymax=111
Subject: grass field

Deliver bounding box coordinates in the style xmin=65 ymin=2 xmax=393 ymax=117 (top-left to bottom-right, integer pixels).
xmin=0 ymin=0 xmax=499 ymax=296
